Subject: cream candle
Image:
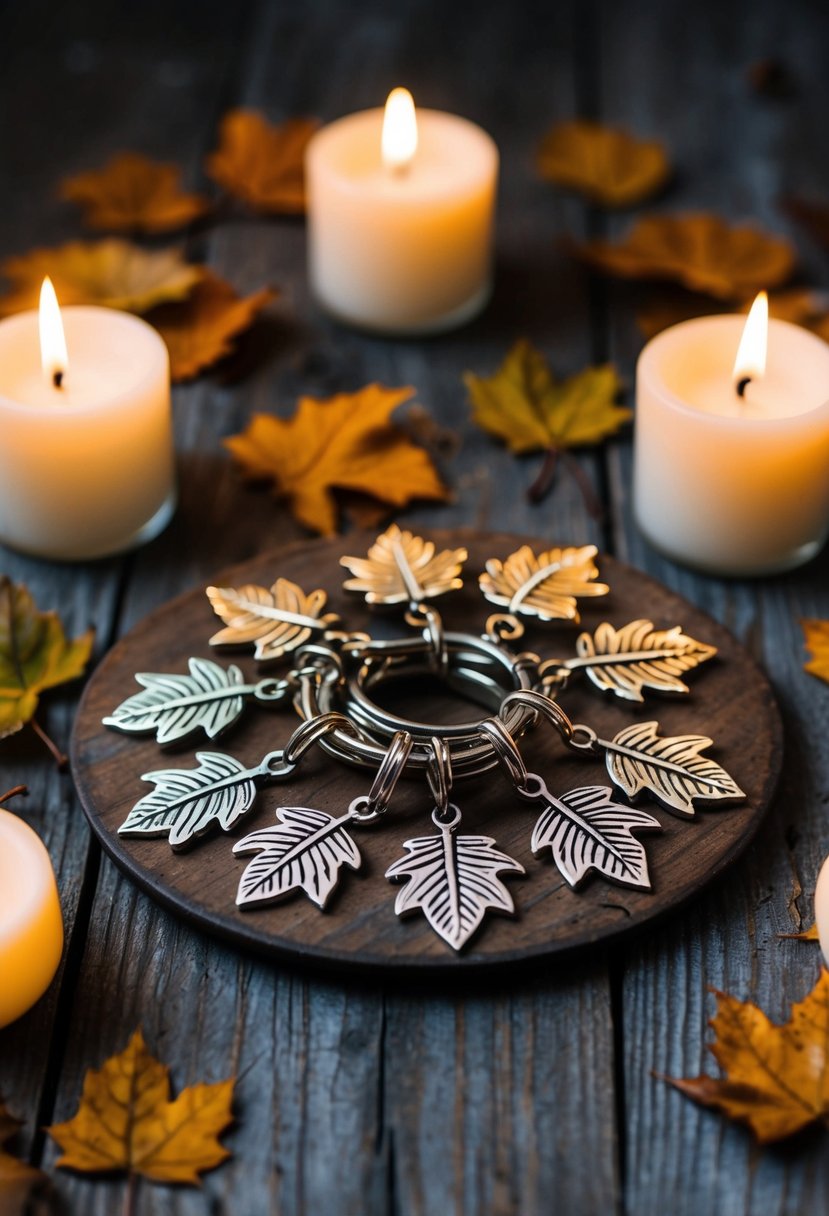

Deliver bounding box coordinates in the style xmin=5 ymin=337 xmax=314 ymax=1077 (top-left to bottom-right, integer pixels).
xmin=306 ymin=89 xmax=498 ymax=335
xmin=0 ymin=810 xmax=63 ymax=1028
xmin=0 ymin=281 xmax=175 ymax=561
xmin=634 ymin=296 xmax=829 ymax=575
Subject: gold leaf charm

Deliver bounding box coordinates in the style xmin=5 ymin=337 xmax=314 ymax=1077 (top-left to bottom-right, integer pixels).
xmin=340 ymin=524 xmax=467 ymax=606
xmin=206 ymin=578 xmax=339 ymax=662
xmin=570 ymin=619 xmax=716 ymax=701
xmin=479 ymin=544 xmax=609 ymax=624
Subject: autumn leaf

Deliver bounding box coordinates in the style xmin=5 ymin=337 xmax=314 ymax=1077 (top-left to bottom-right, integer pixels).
xmin=636 ymin=287 xmax=827 ymax=339
xmin=537 ymin=120 xmax=669 ymax=207
xmin=145 ymin=272 xmax=276 ymax=382
xmin=205 ymin=110 xmax=319 ymax=214
xmin=224 ymin=384 xmax=450 ymax=536
xmin=0 ymin=240 xmax=203 ymax=316
xmin=0 ymin=1102 xmax=46 ymax=1216
xmin=48 ymin=1029 xmax=234 ymax=1184
xmin=465 ymin=339 xmax=629 ymax=508
xmin=802 ymin=618 xmax=829 ymax=683
xmin=0 ymin=577 xmax=93 ymax=764
xmin=666 ymin=970 xmax=829 ymax=1143
xmin=60 ymin=152 xmax=209 ymax=234
xmin=778 ymin=924 xmax=819 ymax=941
xmin=577 ymin=213 xmax=795 ymax=299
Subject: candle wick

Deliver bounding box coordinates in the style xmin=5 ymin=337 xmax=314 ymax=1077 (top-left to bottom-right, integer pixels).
xmin=52 ymin=369 xmax=64 ymax=390
xmin=736 ymin=376 xmax=751 ymax=398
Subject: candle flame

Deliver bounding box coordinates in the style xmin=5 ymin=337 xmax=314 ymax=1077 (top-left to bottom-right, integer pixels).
xmin=39 ymin=277 xmax=68 ymax=387
xmin=382 ymin=87 xmax=418 ymax=172
xmin=733 ymin=291 xmax=768 ymax=385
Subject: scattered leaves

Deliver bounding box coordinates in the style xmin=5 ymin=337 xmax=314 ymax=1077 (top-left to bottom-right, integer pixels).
xmin=145 ymin=272 xmax=276 ymax=382
xmin=0 ymin=239 xmax=203 ymax=316
xmin=577 ymin=213 xmax=796 ymax=299
xmin=479 ymin=544 xmax=609 ymax=623
xmin=802 ymin=618 xmax=829 ymax=684
xmin=60 ymin=152 xmax=209 ymax=234
xmin=667 ymin=970 xmax=829 ymax=1143
xmin=0 ymin=577 xmax=94 ymax=765
xmin=537 ymin=120 xmax=669 ymax=207
xmin=0 ymin=1102 xmax=46 ymax=1216
xmin=48 ymin=1028 xmax=234 ymax=1183
xmin=205 ymin=110 xmax=319 ymax=214
xmin=224 ymin=384 xmax=449 ymax=536
xmin=636 ymin=287 xmax=828 ymax=339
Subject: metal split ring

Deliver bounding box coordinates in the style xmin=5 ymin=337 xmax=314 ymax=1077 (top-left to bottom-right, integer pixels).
xmin=283 ymin=711 xmax=359 ymax=765
xmin=426 ymin=736 xmax=453 ymax=813
xmin=350 ymin=730 xmax=413 ymax=821
xmin=477 ymin=717 xmax=529 ymax=790
xmin=499 ymin=689 xmax=575 ymax=743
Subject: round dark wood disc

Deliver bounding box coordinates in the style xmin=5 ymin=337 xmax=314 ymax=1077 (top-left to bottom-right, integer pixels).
xmin=71 ymin=530 xmax=782 ymax=973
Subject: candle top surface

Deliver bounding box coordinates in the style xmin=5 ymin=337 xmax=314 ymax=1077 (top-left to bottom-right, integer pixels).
xmin=0 ymin=305 xmax=168 ymax=411
xmin=0 ymin=811 xmax=57 ymax=941
xmin=307 ymin=107 xmax=498 ymax=200
xmin=642 ymin=315 xmax=829 ymax=420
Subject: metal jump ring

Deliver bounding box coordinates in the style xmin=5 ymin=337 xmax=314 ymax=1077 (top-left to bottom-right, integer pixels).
xmin=404 ymin=605 xmax=448 ymax=676
xmin=500 ymin=689 xmax=575 ymax=743
xmin=283 ymin=712 xmax=358 ymax=765
xmin=427 ymin=736 xmax=453 ymax=813
xmin=477 ymin=717 xmax=529 ymax=790
xmin=364 ymin=730 xmax=413 ymax=815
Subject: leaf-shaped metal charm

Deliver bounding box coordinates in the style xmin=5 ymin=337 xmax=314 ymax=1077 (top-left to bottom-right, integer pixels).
xmin=234 ymin=806 xmax=361 ymax=909
xmin=479 ymin=544 xmax=609 ymax=623
xmin=103 ymin=657 xmax=285 ymax=745
xmin=528 ymin=779 xmax=660 ymax=890
xmin=340 ymin=524 xmax=467 ymax=605
xmin=386 ymin=807 xmax=525 ymax=950
xmin=207 ymin=578 xmax=339 ymax=661
xmin=567 ymin=618 xmax=716 ymax=701
xmin=602 ymin=721 xmax=745 ymax=817
xmin=119 ymin=751 xmax=263 ymax=849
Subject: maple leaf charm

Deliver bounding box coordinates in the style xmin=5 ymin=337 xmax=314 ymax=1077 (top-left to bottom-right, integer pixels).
xmin=234 ymin=806 xmax=362 ymax=909
xmin=104 ymin=657 xmax=254 ymax=745
xmin=207 ymin=577 xmax=338 ymax=662
xmin=386 ymin=810 xmax=525 ymax=951
xmin=569 ymin=618 xmax=716 ymax=701
xmin=479 ymin=543 xmax=609 ymax=623
xmin=341 ymin=524 xmax=467 ymax=606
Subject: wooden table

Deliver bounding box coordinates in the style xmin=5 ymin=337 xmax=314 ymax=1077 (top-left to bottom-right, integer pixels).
xmin=3 ymin=1 xmax=828 ymax=1211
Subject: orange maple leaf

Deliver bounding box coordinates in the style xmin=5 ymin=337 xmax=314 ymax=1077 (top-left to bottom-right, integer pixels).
xmin=666 ymin=970 xmax=829 ymax=1142
xmin=224 ymin=385 xmax=450 ymax=536
xmin=537 ymin=120 xmax=669 ymax=207
xmin=48 ymin=1028 xmax=234 ymax=1184
xmin=60 ymin=153 xmax=209 ymax=233
xmin=205 ymin=110 xmax=319 ymax=214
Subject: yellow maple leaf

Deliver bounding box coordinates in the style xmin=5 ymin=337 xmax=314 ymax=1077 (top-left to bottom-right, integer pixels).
xmin=537 ymin=120 xmax=669 ymax=207
xmin=224 ymin=385 xmax=449 ymax=536
xmin=0 ymin=1102 xmax=46 ymax=1215
xmin=802 ymin=618 xmax=829 ymax=683
xmin=205 ymin=110 xmax=319 ymax=214
xmin=48 ymin=1029 xmax=234 ymax=1184
xmin=60 ymin=152 xmax=209 ymax=233
xmin=667 ymin=970 xmax=829 ymax=1142
xmin=0 ymin=239 xmax=203 ymax=315
xmin=146 ymin=272 xmax=276 ymax=382
xmin=0 ymin=577 xmax=94 ymax=743
xmin=636 ymin=288 xmax=827 ymax=340
xmin=577 ymin=212 xmax=795 ymax=299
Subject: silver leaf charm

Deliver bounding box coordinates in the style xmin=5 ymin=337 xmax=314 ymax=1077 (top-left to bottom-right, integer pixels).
xmin=234 ymin=806 xmax=362 ymax=909
xmin=603 ymin=721 xmax=745 ymax=818
xmin=103 ymin=657 xmax=287 ymax=745
xmin=527 ymin=780 xmax=660 ymax=890
xmin=386 ymin=806 xmax=525 ymax=951
xmin=565 ymin=618 xmax=716 ymax=701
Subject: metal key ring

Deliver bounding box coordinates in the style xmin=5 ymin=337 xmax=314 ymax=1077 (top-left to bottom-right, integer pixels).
xmin=427 ymin=736 xmax=453 ymax=813
xmin=365 ymin=730 xmax=413 ymax=814
xmin=499 ymin=689 xmax=575 ymax=743
xmin=477 ymin=717 xmax=529 ymax=790
xmin=283 ymin=711 xmax=360 ymax=765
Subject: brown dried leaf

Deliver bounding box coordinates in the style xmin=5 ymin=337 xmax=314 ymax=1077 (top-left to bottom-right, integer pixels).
xmin=537 ymin=120 xmax=669 ymax=207
xmin=0 ymin=1102 xmax=45 ymax=1215
xmin=0 ymin=239 xmax=203 ymax=315
xmin=667 ymin=971 xmax=829 ymax=1143
xmin=205 ymin=110 xmax=319 ymax=214
xmin=224 ymin=384 xmax=449 ymax=536
xmin=60 ymin=152 xmax=209 ymax=233
xmin=48 ymin=1028 xmax=234 ymax=1183
xmin=802 ymin=618 xmax=829 ymax=684
xmin=146 ymin=272 xmax=276 ymax=382
xmin=577 ymin=213 xmax=796 ymax=300
xmin=636 ymin=288 xmax=827 ymax=339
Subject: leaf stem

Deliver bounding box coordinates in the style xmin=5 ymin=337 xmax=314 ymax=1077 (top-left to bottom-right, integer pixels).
xmin=0 ymin=784 xmax=28 ymax=805
xmin=561 ymin=452 xmax=604 ymax=521
xmin=30 ymin=716 xmax=68 ymax=770
xmin=527 ymin=447 xmax=560 ymax=503
xmin=123 ymin=1169 xmax=138 ymax=1216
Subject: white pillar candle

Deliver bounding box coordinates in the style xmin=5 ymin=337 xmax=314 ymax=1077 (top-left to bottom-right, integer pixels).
xmin=0 ymin=296 xmax=175 ymax=561
xmin=306 ymin=89 xmax=498 ymax=335
xmin=634 ymin=307 xmax=829 ymax=575
xmin=0 ymin=810 xmax=63 ymax=1028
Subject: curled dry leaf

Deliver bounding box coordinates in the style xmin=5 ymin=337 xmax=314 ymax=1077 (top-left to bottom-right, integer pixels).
xmin=224 ymin=384 xmax=449 ymax=536
xmin=667 ymin=970 xmax=829 ymax=1143
xmin=0 ymin=1102 xmax=46 ymax=1216
xmin=206 ymin=110 xmax=319 ymax=214
xmin=145 ymin=272 xmax=276 ymax=382
xmin=577 ymin=213 xmax=796 ymax=299
xmin=801 ymin=618 xmax=829 ymax=684
xmin=479 ymin=544 xmax=609 ymax=624
xmin=48 ymin=1028 xmax=234 ymax=1182
xmin=0 ymin=239 xmax=203 ymax=315
xmin=537 ymin=120 xmax=670 ymax=207
xmin=60 ymin=152 xmax=209 ymax=233
xmin=636 ymin=287 xmax=828 ymax=339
